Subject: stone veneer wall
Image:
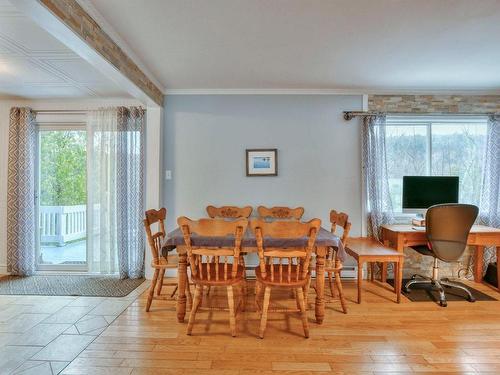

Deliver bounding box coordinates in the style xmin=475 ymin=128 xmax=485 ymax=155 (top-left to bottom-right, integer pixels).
xmin=369 ymin=95 xmax=500 ymax=279
xmin=40 ymin=0 xmax=163 ymax=106
xmin=368 ymin=95 xmax=500 ymax=114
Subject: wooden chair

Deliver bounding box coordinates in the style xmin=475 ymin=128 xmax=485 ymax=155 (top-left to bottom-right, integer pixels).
xmin=205 ymin=205 xmax=252 ymax=296
xmin=178 ymin=217 xmax=248 ymax=337
xmin=257 ymin=206 xmax=304 ymax=220
xmin=206 ymin=205 xmax=253 ymax=219
xmin=251 ymin=218 xmax=321 ymax=339
xmin=322 ymin=210 xmax=350 ymax=314
xmin=144 ymin=208 xmax=192 ymax=312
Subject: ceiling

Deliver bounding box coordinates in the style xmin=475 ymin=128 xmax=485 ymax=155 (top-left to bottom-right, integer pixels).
xmin=0 ymin=0 xmax=130 ymax=99
xmin=86 ymin=0 xmax=500 ymax=93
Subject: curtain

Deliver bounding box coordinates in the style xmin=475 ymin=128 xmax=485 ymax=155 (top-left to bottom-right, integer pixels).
xmin=362 ymin=114 xmax=394 ymax=240
xmin=116 ymin=107 xmax=145 ymax=279
xmin=478 ymin=115 xmax=500 ymax=270
xmin=87 ymin=107 xmax=145 ymax=278
xmin=7 ymin=107 xmax=36 ymax=276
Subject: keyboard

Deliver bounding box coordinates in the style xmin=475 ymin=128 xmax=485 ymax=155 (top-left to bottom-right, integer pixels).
xmin=412 ymin=226 xmax=426 ymax=231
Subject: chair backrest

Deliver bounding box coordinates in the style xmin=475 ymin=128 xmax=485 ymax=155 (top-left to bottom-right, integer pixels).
xmin=177 ymin=217 xmax=248 ymax=281
xmin=425 ymin=204 xmax=478 ymax=262
xmin=206 ymin=205 xmax=253 ymax=219
xmin=250 ymin=219 xmax=321 ymax=283
xmin=257 ymin=206 xmax=304 ymax=220
xmin=144 ymin=208 xmax=167 ymax=265
xmin=330 ymin=210 xmax=351 ymax=245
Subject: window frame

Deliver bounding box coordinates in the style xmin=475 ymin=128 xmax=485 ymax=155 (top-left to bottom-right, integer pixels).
xmin=383 ymin=115 xmax=488 ymax=221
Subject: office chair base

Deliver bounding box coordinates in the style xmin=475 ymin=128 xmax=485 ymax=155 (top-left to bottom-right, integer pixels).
xmin=405 ymin=275 xmax=476 ymax=307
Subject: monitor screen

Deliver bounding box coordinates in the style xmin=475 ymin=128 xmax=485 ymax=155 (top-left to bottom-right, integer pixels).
xmin=402 ymin=176 xmax=459 ymax=211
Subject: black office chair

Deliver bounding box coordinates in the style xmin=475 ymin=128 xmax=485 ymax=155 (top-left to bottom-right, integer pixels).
xmin=405 ymin=203 xmax=479 ymax=307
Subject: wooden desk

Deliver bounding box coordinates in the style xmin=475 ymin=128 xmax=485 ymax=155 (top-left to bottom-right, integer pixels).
xmin=345 ymin=237 xmax=405 ymax=304
xmin=381 ymin=224 xmax=500 ymax=289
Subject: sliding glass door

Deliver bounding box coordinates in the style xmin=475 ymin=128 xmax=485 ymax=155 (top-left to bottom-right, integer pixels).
xmin=35 ymin=126 xmax=88 ymax=271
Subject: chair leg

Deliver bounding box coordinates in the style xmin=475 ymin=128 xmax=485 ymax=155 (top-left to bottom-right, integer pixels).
xmin=169 ymin=284 xmax=179 ymax=298
xmin=187 ymin=285 xmax=202 ymax=335
xmin=334 ymin=271 xmax=347 ymax=314
xmin=327 ymin=271 xmax=335 ymax=298
xmin=186 ymin=280 xmax=193 ymax=307
xmin=296 ymin=287 xmax=309 ymax=338
xmin=303 ymin=277 xmax=312 ymax=309
xmin=146 ymin=269 xmax=160 ymax=312
xmin=241 ymin=280 xmax=247 ymax=312
xmin=227 ymin=286 xmax=237 ymax=337
xmin=255 ymin=281 xmax=263 ymax=312
xmin=156 ymin=268 xmax=166 ymax=296
xmin=259 ymin=286 xmax=271 ymax=339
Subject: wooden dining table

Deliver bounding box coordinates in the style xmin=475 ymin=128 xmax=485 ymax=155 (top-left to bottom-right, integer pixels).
xmin=162 ymin=226 xmax=346 ymax=324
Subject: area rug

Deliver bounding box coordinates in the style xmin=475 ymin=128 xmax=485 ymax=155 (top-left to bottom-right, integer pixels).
xmin=388 ymin=278 xmax=496 ymax=302
xmin=0 ymin=275 xmax=145 ymax=297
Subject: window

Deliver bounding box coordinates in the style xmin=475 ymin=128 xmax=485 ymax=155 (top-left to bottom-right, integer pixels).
xmin=385 ymin=116 xmax=487 ymax=212
xmin=35 ymin=124 xmax=89 ymax=271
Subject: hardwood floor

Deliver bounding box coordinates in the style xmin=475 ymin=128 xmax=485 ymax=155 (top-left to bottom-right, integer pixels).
xmin=1 ymin=278 xmax=500 ymax=374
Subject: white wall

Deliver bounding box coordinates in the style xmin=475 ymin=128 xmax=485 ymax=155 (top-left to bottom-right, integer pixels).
xmin=0 ymin=98 xmax=142 ymax=274
xmin=163 ymin=94 xmax=364 ymax=240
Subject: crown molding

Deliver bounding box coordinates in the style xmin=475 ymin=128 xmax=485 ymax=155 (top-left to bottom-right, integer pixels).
xmin=165 ymin=88 xmax=500 ymax=96
xmin=165 ymin=89 xmax=367 ymax=95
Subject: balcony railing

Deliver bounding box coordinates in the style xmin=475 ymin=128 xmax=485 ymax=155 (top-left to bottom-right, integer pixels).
xmin=40 ymin=205 xmax=86 ymax=246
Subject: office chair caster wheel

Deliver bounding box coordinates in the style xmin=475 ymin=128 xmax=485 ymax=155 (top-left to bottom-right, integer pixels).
xmin=439 ymin=300 xmax=447 ymax=307
xmin=467 ymin=295 xmax=476 ymax=303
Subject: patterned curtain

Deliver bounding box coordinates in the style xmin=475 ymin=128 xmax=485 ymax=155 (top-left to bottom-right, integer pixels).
xmin=478 ymin=115 xmax=500 ymax=270
xmin=116 ymin=107 xmax=145 ymax=279
xmin=87 ymin=107 xmax=145 ymax=279
xmin=7 ymin=107 xmax=36 ymax=276
xmin=362 ymin=114 xmax=394 ymax=240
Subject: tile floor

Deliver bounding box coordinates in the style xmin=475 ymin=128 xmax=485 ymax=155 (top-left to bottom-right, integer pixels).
xmin=0 ymin=281 xmax=149 ymax=374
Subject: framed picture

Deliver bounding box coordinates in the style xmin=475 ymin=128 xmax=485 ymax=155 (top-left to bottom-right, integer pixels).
xmin=246 ymin=148 xmax=278 ymax=176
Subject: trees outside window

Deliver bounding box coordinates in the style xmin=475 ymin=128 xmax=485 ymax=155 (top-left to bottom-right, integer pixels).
xmin=385 ymin=117 xmax=487 ymax=212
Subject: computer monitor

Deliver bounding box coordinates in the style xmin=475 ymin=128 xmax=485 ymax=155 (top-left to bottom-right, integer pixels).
xmin=402 ymin=176 xmax=459 ymax=215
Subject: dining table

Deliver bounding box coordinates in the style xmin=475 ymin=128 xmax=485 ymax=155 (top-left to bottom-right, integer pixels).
xmin=162 ymin=226 xmax=346 ymax=324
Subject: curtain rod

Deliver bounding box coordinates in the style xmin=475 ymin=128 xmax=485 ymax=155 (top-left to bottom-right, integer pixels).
xmin=33 ymin=108 xmax=146 ymax=114
xmin=343 ymin=111 xmax=498 ymax=121
xmin=34 ymin=110 xmax=88 ymax=114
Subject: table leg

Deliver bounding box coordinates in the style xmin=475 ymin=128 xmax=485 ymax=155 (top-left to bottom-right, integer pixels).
xmin=315 ymin=247 xmax=326 ymax=324
xmin=176 ymin=252 xmax=188 ymax=323
xmin=381 ymin=262 xmax=387 ymax=283
xmin=396 ymin=261 xmax=403 ymax=303
xmin=474 ymin=246 xmax=485 ymax=283
xmin=357 ymin=260 xmax=363 ymax=304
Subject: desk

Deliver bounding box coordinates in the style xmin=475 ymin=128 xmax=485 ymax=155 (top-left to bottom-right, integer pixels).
xmin=381 ymin=225 xmax=500 ymax=289
xmin=345 ymin=237 xmax=405 ymax=303
xmin=163 ymin=227 xmax=344 ymax=325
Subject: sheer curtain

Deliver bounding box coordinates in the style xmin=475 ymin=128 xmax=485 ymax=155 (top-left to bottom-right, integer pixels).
xmin=87 ymin=107 xmax=145 ymax=278
xmin=7 ymin=107 xmax=36 ymax=276
xmin=479 ymin=115 xmax=500 ymax=270
xmin=362 ymin=114 xmax=394 ymax=240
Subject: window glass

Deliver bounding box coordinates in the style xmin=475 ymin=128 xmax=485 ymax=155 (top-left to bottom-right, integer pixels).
xmin=386 ymin=125 xmax=429 ymax=212
xmin=385 ymin=118 xmax=487 ymax=212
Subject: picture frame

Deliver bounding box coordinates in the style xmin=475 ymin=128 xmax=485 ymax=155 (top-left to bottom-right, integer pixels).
xmin=246 ymin=148 xmax=278 ymax=176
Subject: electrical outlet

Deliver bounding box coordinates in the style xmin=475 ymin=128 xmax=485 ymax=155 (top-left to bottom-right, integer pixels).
xmin=165 ymin=170 xmax=172 ymax=180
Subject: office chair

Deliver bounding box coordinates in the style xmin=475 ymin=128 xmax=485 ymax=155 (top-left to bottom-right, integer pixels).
xmin=404 ymin=203 xmax=478 ymax=307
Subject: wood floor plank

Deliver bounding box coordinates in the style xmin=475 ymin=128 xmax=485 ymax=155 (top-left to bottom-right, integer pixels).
xmin=3 ymin=279 xmax=500 ymax=374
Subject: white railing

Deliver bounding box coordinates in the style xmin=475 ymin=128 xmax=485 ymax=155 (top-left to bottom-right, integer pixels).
xmin=40 ymin=205 xmax=86 ymax=246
